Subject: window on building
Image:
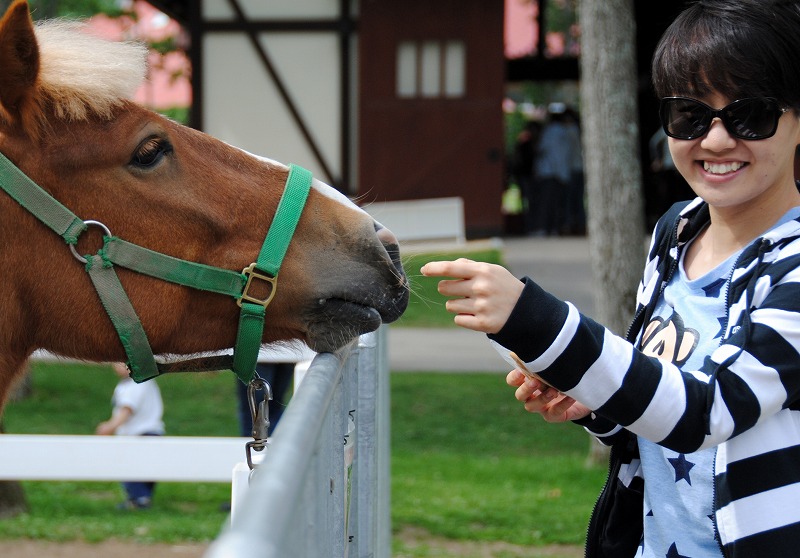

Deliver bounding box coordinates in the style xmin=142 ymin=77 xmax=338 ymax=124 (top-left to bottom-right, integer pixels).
xmin=396 ymin=40 xmax=466 ymax=99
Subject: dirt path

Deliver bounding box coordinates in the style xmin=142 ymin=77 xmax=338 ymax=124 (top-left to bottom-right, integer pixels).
xmin=0 ymin=532 xmax=584 ymax=558
xmin=394 ymin=526 xmax=584 ymax=558
xmin=0 ymin=540 xmax=208 ymax=558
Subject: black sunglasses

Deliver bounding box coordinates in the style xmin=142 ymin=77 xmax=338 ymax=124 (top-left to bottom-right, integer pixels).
xmin=659 ymin=97 xmax=788 ymax=140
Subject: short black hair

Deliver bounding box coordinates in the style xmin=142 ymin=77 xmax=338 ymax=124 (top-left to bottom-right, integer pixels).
xmin=651 ymin=0 xmax=800 ymax=109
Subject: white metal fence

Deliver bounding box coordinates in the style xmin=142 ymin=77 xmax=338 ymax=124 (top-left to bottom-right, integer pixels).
xmin=205 ymin=327 xmax=391 ymax=558
xmin=0 ymin=434 xmax=251 ymax=482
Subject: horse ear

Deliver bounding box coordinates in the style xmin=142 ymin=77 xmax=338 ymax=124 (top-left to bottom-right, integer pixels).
xmin=0 ymin=0 xmax=39 ymax=124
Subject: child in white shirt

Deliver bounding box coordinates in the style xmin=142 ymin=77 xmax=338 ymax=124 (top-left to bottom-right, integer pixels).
xmin=96 ymin=362 xmax=165 ymax=510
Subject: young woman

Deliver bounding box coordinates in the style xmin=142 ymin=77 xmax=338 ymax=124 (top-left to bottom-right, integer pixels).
xmin=422 ymin=1 xmax=800 ymax=556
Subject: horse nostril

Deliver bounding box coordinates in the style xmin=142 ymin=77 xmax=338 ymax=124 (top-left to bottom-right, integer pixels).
xmin=374 ymin=221 xmax=399 ymax=247
xmin=374 ymin=221 xmax=404 ymax=276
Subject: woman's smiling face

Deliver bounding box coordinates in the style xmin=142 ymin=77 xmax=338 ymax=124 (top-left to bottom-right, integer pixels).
xmin=668 ymin=92 xmax=800 ymax=214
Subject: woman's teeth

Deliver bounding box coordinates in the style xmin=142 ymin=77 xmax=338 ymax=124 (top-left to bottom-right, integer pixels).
xmin=704 ymin=161 xmax=744 ymax=174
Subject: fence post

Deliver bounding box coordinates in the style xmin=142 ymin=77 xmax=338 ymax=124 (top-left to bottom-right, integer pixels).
xmin=205 ymin=326 xmax=390 ymax=558
xmin=353 ymin=326 xmax=391 ymax=556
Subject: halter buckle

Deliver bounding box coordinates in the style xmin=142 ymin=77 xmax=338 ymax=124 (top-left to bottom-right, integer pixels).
xmin=238 ymin=263 xmax=278 ymax=308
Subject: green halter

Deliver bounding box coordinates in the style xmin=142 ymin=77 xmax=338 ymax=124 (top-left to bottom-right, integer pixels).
xmin=0 ymin=150 xmax=311 ymax=384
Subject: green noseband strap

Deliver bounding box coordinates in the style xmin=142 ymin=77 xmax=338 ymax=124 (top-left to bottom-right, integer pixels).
xmin=232 ymin=164 xmax=312 ymax=383
xmin=0 ymin=150 xmax=312 ymax=384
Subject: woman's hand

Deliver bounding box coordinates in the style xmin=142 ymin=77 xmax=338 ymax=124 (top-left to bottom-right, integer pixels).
xmin=420 ymin=258 xmax=524 ymax=334
xmin=506 ymin=369 xmax=592 ymax=422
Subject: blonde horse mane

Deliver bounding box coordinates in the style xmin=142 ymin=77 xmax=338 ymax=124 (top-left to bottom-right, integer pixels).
xmin=34 ymin=18 xmax=147 ymax=121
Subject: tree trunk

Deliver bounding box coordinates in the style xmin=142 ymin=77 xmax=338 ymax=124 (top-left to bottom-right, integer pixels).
xmin=0 ymin=420 xmax=28 ymax=518
xmin=0 ymin=480 xmax=28 ymax=519
xmin=579 ymin=0 xmax=645 ymax=466
xmin=9 ymin=369 xmax=32 ymax=402
xmin=0 ymin=363 xmax=31 ymax=518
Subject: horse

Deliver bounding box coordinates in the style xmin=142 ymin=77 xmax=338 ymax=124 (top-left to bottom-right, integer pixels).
xmin=0 ymin=0 xmax=409 ymax=408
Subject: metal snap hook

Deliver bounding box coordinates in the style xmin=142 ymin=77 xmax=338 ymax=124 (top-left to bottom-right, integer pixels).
xmin=69 ymin=220 xmax=112 ymax=263
xmin=246 ymin=377 xmax=273 ymax=469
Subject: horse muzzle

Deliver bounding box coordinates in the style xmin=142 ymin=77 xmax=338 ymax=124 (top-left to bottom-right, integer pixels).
xmin=302 ymin=222 xmax=409 ymax=353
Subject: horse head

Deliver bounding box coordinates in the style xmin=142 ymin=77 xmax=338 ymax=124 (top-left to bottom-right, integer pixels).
xmin=0 ymin=1 xmax=409 ymax=400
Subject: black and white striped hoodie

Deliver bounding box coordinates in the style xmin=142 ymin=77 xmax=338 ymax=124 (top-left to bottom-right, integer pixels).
xmin=488 ymin=197 xmax=800 ymax=558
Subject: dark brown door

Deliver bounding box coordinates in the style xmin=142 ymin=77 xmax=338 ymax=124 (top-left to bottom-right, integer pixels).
xmin=358 ymin=0 xmax=505 ymax=238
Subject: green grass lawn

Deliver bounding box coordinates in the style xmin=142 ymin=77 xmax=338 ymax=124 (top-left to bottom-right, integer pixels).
xmin=391 ymin=372 xmax=604 ymax=549
xmin=0 ymin=362 xmax=604 ymax=554
xmin=0 ymin=364 xmax=240 ymax=542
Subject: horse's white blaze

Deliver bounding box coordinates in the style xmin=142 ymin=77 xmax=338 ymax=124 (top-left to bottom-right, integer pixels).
xmin=248 ymin=152 xmax=366 ymax=215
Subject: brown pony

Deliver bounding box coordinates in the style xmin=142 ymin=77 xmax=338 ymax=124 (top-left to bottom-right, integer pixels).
xmin=0 ymin=1 xmax=408 ymax=406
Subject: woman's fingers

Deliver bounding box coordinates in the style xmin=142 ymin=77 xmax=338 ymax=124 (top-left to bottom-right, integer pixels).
xmin=421 ymin=259 xmax=524 ymax=334
xmin=420 ymin=258 xmax=478 ymax=279
xmin=537 ymin=394 xmax=578 ymax=423
xmin=506 ymin=368 xmax=526 ymax=386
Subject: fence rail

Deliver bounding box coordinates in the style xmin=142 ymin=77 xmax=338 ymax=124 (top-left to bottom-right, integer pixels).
xmin=0 ymin=435 xmax=250 ymax=482
xmin=206 ymin=327 xmax=391 ymax=558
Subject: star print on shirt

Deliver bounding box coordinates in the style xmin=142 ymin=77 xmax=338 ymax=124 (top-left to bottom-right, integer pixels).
xmin=702 ymin=277 xmax=726 ymax=298
xmin=668 ymin=453 xmax=696 ymax=485
xmin=666 ymin=542 xmax=691 ymax=558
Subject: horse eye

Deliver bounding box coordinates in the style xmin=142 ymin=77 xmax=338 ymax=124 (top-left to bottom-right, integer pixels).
xmin=131 ymin=137 xmax=172 ymax=168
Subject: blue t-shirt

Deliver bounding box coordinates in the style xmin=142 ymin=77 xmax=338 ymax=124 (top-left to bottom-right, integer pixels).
xmin=634 ymin=207 xmax=800 ymax=557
